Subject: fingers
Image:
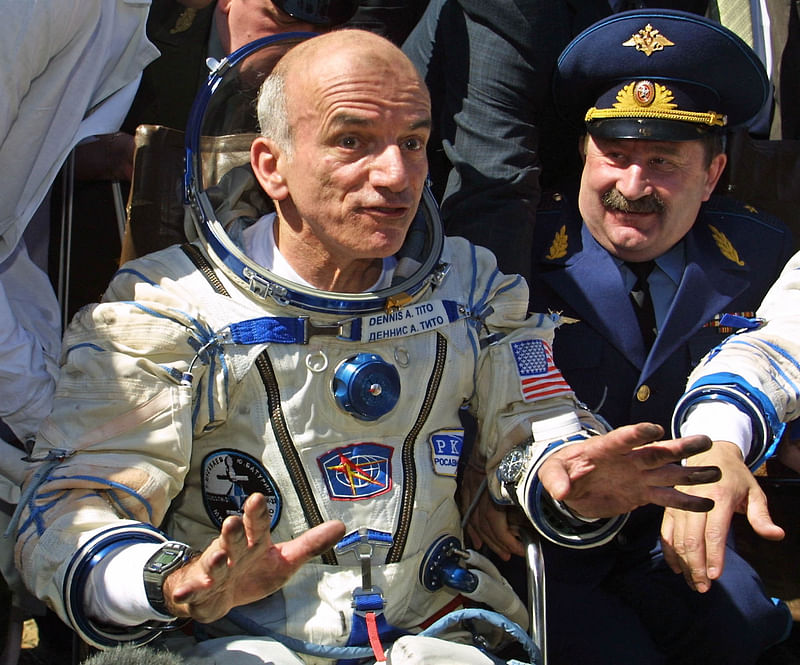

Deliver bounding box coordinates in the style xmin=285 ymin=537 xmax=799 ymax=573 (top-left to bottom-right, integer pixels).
xmin=631 ymin=434 xmax=713 ymax=468
xmin=465 ymin=489 xmax=509 ymax=558
xmin=223 ymin=493 xmax=278 ymax=562
xmin=242 ymin=492 xmax=273 ymax=547
xmin=669 ymin=508 xmax=713 ymax=592
xmin=471 ymin=496 xmax=524 ymax=559
xmin=667 ymin=434 xmax=714 ymax=459
xmin=701 ymin=513 xmax=728 ymax=582
xmin=745 ymin=487 xmax=785 ymax=542
xmin=216 ymin=497 xmax=343 ymax=566
xmin=661 ymin=485 xmax=736 ymax=592
xmin=594 ymin=422 xmax=665 ymax=454
xmin=647 ymin=486 xmax=714 ymax=513
xmin=168 ymin=518 xmax=344 ymax=620
xmin=166 ymin=545 xmax=226 ymax=611
xmin=644 ymin=464 xmax=721 ymax=488
xmin=464 ymin=522 xmax=485 ymax=553
xmin=538 ymin=428 xmax=717 ymax=518
xmin=220 ymin=512 xmax=249 ymax=564
xmin=276 ymin=520 xmax=346 ymax=565
xmin=164 ymin=498 xmax=344 ymax=623
xmin=535 ymin=455 xmax=572 ymax=503
xmin=660 ymin=510 xmax=681 ymax=574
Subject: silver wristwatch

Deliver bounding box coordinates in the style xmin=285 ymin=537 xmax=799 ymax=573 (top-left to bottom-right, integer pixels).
xmin=496 ymin=444 xmax=531 ymax=495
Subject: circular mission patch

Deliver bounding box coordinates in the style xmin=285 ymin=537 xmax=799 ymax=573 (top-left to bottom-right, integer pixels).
xmin=201 ymin=450 xmax=282 ymax=529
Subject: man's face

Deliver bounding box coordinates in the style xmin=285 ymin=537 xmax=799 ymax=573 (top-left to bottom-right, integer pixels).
xmin=218 ymin=0 xmax=320 ymax=53
xmin=267 ymin=46 xmax=431 ymax=266
xmin=578 ymin=134 xmax=726 ymax=262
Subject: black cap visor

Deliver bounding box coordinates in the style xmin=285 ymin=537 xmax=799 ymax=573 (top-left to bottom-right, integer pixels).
xmin=586 ymin=117 xmax=722 ymax=141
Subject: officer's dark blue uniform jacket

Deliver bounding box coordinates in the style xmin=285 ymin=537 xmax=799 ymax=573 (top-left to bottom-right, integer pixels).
xmin=514 ymin=186 xmax=796 ymax=664
xmin=531 ymin=186 xmax=794 ymax=433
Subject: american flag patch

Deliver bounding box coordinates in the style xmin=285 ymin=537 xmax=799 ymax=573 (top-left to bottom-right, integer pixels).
xmin=511 ymin=339 xmax=572 ymax=402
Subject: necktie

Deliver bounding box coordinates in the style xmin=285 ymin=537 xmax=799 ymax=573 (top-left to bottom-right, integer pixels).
xmin=715 ymin=0 xmax=755 ymax=48
xmin=626 ymin=260 xmax=657 ymax=349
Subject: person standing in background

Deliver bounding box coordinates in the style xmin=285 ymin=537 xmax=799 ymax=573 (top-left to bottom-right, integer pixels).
xmin=403 ymin=0 xmax=611 ymax=285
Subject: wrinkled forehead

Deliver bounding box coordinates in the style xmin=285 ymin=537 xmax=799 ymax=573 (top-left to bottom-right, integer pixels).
xmin=296 ymin=64 xmax=430 ymax=137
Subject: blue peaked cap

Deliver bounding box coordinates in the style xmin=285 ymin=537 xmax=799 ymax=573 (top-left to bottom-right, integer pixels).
xmin=554 ymin=9 xmax=769 ymax=140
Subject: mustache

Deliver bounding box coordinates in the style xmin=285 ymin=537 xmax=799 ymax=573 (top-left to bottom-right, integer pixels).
xmin=601 ymin=189 xmax=666 ymax=214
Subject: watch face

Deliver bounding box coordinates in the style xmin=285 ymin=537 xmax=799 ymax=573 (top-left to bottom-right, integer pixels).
xmin=146 ymin=543 xmax=193 ymax=574
xmin=144 ymin=542 xmax=195 ymax=616
xmin=151 ymin=549 xmax=181 ymax=569
xmin=498 ymin=447 xmax=526 ymax=484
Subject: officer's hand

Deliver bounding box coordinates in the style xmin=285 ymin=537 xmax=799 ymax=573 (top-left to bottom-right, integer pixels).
xmin=459 ymin=463 xmax=525 ymax=560
xmin=660 ymin=440 xmax=784 ymax=593
xmin=538 ymin=422 xmax=721 ymax=519
xmin=162 ymin=493 xmax=345 ymax=623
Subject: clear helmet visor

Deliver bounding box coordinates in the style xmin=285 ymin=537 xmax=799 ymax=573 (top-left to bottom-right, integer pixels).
xmin=183 ymin=33 xmax=444 ymax=315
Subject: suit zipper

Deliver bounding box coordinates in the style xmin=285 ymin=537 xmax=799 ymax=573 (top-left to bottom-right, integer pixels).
xmin=385 ymin=332 xmax=448 ymax=564
xmin=255 ymin=352 xmax=337 ymax=564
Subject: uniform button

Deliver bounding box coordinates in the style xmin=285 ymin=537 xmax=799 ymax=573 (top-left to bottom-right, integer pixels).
xmin=636 ymin=384 xmax=651 ymax=402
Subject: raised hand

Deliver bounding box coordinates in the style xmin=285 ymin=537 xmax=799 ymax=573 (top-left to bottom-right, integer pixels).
xmin=162 ymin=493 xmax=345 ymax=622
xmin=538 ymin=422 xmax=721 ymax=519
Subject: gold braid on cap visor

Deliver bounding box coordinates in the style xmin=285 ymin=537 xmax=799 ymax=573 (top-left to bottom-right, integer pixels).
xmin=584 ymin=81 xmax=727 ymax=127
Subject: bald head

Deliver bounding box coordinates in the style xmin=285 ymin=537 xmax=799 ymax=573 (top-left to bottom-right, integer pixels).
xmin=276 ymin=28 xmax=422 ymax=82
xmin=249 ymin=28 xmax=432 ymax=292
xmin=256 ymin=30 xmax=429 ymax=155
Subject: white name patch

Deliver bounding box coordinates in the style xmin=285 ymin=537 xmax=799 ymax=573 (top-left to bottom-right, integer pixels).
xmin=362 ymin=300 xmax=460 ymax=342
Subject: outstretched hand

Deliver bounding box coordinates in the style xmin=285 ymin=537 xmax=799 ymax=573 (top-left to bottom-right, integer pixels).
xmin=538 ymin=422 xmax=721 ymax=519
xmin=162 ymin=493 xmax=345 ymax=623
xmin=660 ymin=440 xmax=784 ymax=593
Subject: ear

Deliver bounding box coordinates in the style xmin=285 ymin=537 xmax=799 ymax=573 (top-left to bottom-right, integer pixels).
xmin=578 ymin=134 xmax=589 ymax=164
xmin=216 ymin=0 xmax=232 ymax=14
xmin=251 ymin=136 xmax=289 ymax=201
xmin=701 ymin=152 xmax=727 ymax=201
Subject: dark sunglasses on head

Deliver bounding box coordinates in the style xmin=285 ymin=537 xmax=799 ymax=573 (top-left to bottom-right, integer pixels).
xmin=272 ymin=0 xmax=360 ymax=26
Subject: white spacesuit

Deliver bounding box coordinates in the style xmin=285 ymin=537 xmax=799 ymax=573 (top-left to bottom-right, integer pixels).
xmin=13 ymin=35 xmax=620 ymax=664
xmin=673 ymin=248 xmax=800 ymax=468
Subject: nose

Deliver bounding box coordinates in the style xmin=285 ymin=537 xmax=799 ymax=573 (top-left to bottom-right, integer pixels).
xmin=616 ymin=163 xmax=652 ymax=200
xmin=370 ymin=144 xmax=410 ymax=191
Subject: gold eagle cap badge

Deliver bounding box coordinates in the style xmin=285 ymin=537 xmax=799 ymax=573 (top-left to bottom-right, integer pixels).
xmin=546 ymin=225 xmax=568 ymax=260
xmin=614 ymin=81 xmax=677 ymax=111
xmin=709 ymin=224 xmax=745 ymax=266
xmin=622 ymin=24 xmax=676 ymax=56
